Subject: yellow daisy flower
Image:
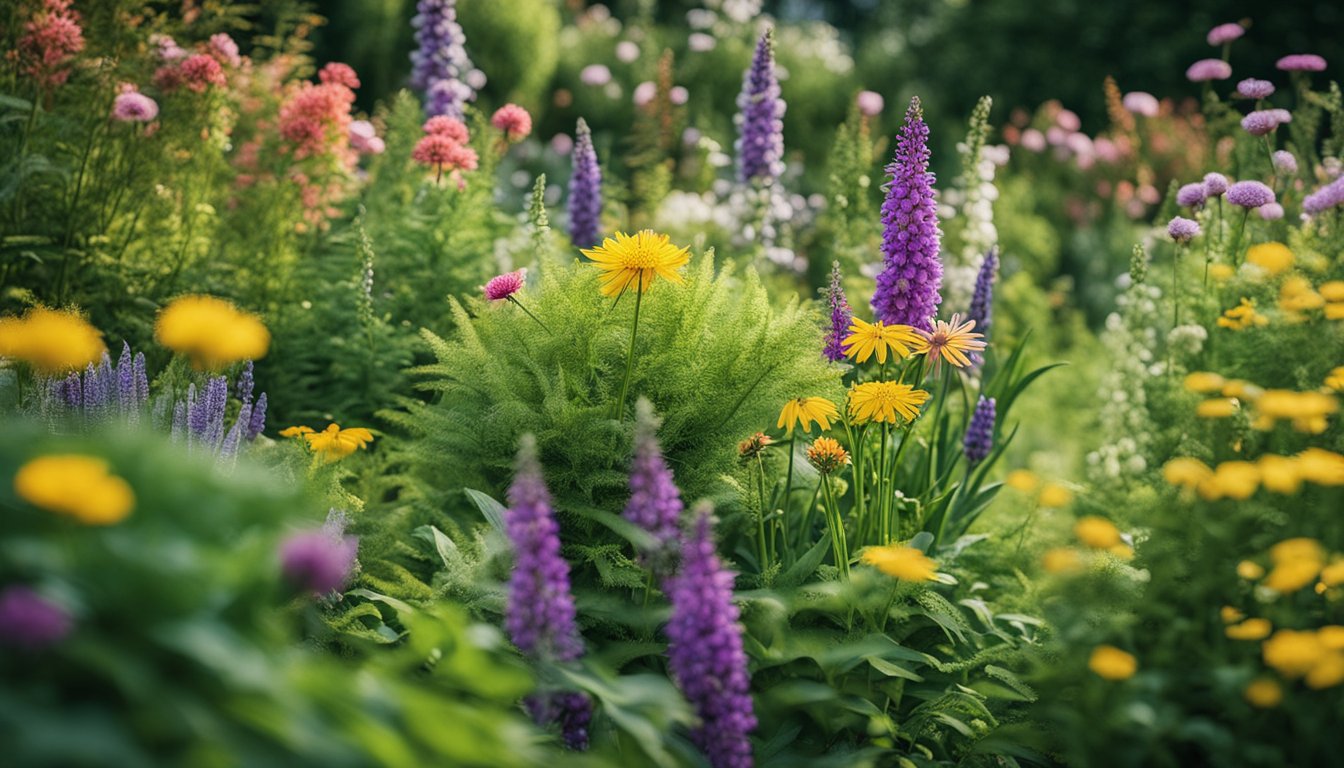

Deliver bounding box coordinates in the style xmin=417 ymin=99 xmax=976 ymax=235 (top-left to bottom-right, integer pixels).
xmin=1216 ymin=297 xmax=1267 ymax=330
xmin=155 ymin=295 xmax=270 ymax=369
xmin=912 ymin=314 xmax=987 ymax=371
xmin=1182 ymin=371 xmax=1226 ymax=394
xmin=581 ymin=230 xmax=690 ymax=297
xmin=1243 ymin=678 xmax=1282 ymax=708
xmin=1245 ymin=242 xmax=1293 ymax=276
xmin=1226 ymin=618 xmax=1273 ymax=641
xmin=776 ymin=397 xmax=839 ymax=435
xmin=0 ymin=308 xmax=105 ymax=374
xmin=14 ymin=454 xmax=134 ymax=525
xmin=841 ymin=318 xmax=920 ymax=364
xmin=1074 ymin=516 xmax=1121 ymax=549
xmin=305 ymin=423 xmax=375 ymax=460
xmin=847 ymin=381 xmax=930 ymax=424
xmin=861 ymin=544 xmax=938 ymax=581
xmin=280 ymin=426 xmax=315 ymax=438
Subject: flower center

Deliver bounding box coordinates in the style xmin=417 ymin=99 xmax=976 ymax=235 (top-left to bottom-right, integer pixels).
xmin=622 ymin=246 xmax=660 ymax=270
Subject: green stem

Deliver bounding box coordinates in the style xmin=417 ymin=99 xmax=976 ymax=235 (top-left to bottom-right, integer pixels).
xmin=822 ymin=474 xmax=850 ymax=579
xmin=1231 ymin=209 xmax=1250 ymax=268
xmin=755 ymin=455 xmax=769 ymax=570
xmin=612 ymin=288 xmax=644 ymax=419
xmin=507 ymin=296 xmax=552 ymax=335
xmin=781 ymin=433 xmax=796 ymax=548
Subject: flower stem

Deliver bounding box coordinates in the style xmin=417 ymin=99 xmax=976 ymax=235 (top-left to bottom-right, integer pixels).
xmin=781 ymin=433 xmax=796 ymax=548
xmin=612 ymin=288 xmax=643 ymax=419
xmin=507 ymin=296 xmax=552 ymax=335
xmin=755 ymin=456 xmax=770 ymax=569
xmin=822 ymin=474 xmax=850 ymax=578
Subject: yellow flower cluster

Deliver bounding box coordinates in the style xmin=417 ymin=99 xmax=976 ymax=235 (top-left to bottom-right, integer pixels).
xmin=1262 ymin=628 xmax=1344 ymax=689
xmin=846 ymin=381 xmax=930 ymax=424
xmin=1217 ymin=298 xmax=1267 ymax=330
xmin=1238 ymin=537 xmax=1344 ymax=596
xmin=14 ymin=454 xmax=135 ymax=525
xmin=1327 ymin=367 xmax=1344 ymax=392
xmin=0 ymin=308 xmax=105 ymax=374
xmin=1278 ymin=276 xmax=1325 ymax=318
xmin=861 ymin=544 xmax=938 ymax=581
xmin=1251 ymin=389 xmax=1338 ymax=433
xmin=1323 ymin=281 xmax=1344 ymax=320
xmin=281 ymin=423 xmax=375 ymax=461
xmin=1004 ymin=470 xmax=1074 ymax=508
xmin=155 ymin=295 xmax=270 ymax=369
xmin=1245 ymin=242 xmax=1294 ymax=277
xmin=1088 ymin=645 xmax=1137 ymax=681
xmin=1163 ymin=450 xmax=1344 ymax=500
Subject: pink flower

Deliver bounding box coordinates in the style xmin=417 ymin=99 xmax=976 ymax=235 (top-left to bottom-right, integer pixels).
xmin=1276 ymin=54 xmax=1327 ymax=72
xmin=1186 ymin=58 xmax=1232 ymax=82
xmin=1206 ymin=23 xmax=1244 ymax=46
xmin=633 ymin=81 xmax=656 ymax=106
xmin=1122 ymin=91 xmax=1159 ymax=118
xmin=856 ymin=90 xmax=884 ymax=117
xmin=111 ymin=90 xmax=158 ymax=122
xmin=580 ymin=64 xmax=612 ymax=86
xmin=491 ymin=104 xmax=533 ymax=142
xmin=412 ymin=134 xmax=478 ymax=171
xmin=165 ymin=53 xmax=226 ymax=93
xmin=150 ymin=33 xmax=186 ymax=62
xmin=208 ymin=33 xmax=241 ymax=67
xmin=319 ymin=62 xmax=360 ymax=89
xmin=278 ymin=76 xmax=357 ymax=158
xmin=423 ymin=115 xmax=470 ymax=143
xmin=484 ymin=269 xmax=527 ymax=301
xmin=348 ymin=119 xmax=384 ymax=155
xmin=18 ymin=0 xmax=85 ymax=91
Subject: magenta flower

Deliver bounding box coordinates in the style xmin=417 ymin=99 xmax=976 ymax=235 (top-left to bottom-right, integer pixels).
xmin=484 ymin=269 xmax=527 ymax=301
xmin=579 ymin=64 xmax=612 ymax=86
xmin=856 ymin=90 xmax=884 ymax=117
xmin=1186 ymin=59 xmax=1232 ymax=82
xmin=280 ymin=517 xmax=359 ymax=596
xmin=0 ymin=586 xmax=71 ymax=650
xmin=111 ymin=91 xmax=158 ymax=122
xmin=491 ymin=103 xmax=533 ymax=142
xmin=1206 ymin=23 xmax=1244 ymax=46
xmin=1122 ymin=92 xmax=1159 ymax=118
xmin=1226 ymin=180 xmax=1275 ymax=209
xmin=1276 ymin=54 xmax=1327 ymax=72
xmin=1236 ymin=79 xmax=1275 ymax=99
xmin=423 ymin=115 xmax=470 ymax=143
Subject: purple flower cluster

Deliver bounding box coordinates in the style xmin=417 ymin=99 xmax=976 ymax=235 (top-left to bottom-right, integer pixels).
xmin=568 ymin=118 xmax=602 ymax=249
xmin=1176 ymin=182 xmax=1207 ymax=208
xmin=1227 ymin=180 xmax=1275 ymax=209
xmin=872 ymin=97 xmax=942 ymax=332
xmin=665 ymin=504 xmax=756 ymax=768
xmin=1236 ymin=78 xmax=1275 ymax=100
xmin=1204 ymin=173 xmax=1229 ymax=197
xmin=1304 ymin=176 xmax=1344 ymax=215
xmin=968 ymin=247 xmax=998 ymax=337
xmin=169 ymin=361 xmax=267 ymax=460
xmin=735 ymin=29 xmax=785 ymax=185
xmin=280 ymin=510 xmax=359 ymax=596
xmin=1272 ymin=150 xmax=1298 ymax=175
xmin=1241 ymin=109 xmax=1291 ymax=136
xmin=1167 ymin=216 xmax=1201 ymax=243
xmin=625 ymin=398 xmax=685 ymax=575
xmin=0 ymin=586 xmax=71 ymax=650
xmin=1186 ymin=59 xmax=1232 ymax=82
xmin=409 ymin=0 xmax=478 ymax=118
xmin=45 ymin=342 xmax=148 ymax=425
xmin=964 ymin=396 xmax=996 ymax=465
xmin=822 ymin=261 xmax=852 ymax=362
xmin=1277 ymin=54 xmax=1327 ymax=72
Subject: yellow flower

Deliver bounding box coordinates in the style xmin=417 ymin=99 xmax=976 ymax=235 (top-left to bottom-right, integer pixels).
xmin=1319 ymin=626 xmax=1344 ymax=649
xmin=1220 ymin=605 xmax=1245 ymax=624
xmin=1237 ymin=560 xmax=1265 ymax=580
xmin=1327 ymin=303 xmax=1344 ymax=320
xmin=155 ymin=295 xmax=270 ymax=369
xmin=1226 ymin=618 xmax=1273 ymax=641
xmin=280 ymin=425 xmax=315 ymax=438
xmin=846 ymin=381 xmax=929 ymax=424
xmin=1295 ymin=448 xmax=1344 ymax=486
xmin=1088 ymin=645 xmax=1137 ymax=681
xmin=1196 ymin=461 xmax=1260 ymax=501
xmin=1264 ymin=538 xmax=1325 ymax=593
xmin=1254 ymin=390 xmax=1338 ymax=433
xmin=1256 ymin=454 xmax=1301 ymax=494
xmin=1217 ymin=297 xmax=1267 ymax=330
xmin=582 ymin=230 xmax=690 ymax=297
xmin=1162 ymin=457 xmax=1212 ymax=489
xmin=0 ymin=308 xmax=105 ymax=374
xmin=1220 ymin=379 xmax=1262 ymax=400
xmin=1263 ymin=629 xmax=1325 ymax=678
xmin=777 ymin=397 xmax=840 ymax=435
xmin=1196 ymin=398 xmax=1239 ymax=418
xmin=1326 ymin=366 xmax=1344 ymax=392
xmin=841 ymin=318 xmax=920 ymax=364
xmin=1182 ymin=371 xmax=1226 ymax=393
xmin=14 ymin=454 xmax=134 ymax=525
xmin=1279 ymin=276 xmax=1324 ymax=313
xmin=1307 ymin=652 xmax=1344 ymax=689
xmin=1041 ymin=547 xmax=1083 ymax=574
xmin=1320 ymin=561 xmax=1344 ymax=588
xmin=861 ymin=544 xmax=938 ymax=581
xmin=1321 ymin=281 xmax=1344 ymax=302
xmin=1074 ymin=516 xmax=1121 ymax=549
xmin=1269 ymin=537 xmax=1325 ymax=566
xmin=1245 ymin=242 xmax=1294 ymax=276
xmin=1108 ymin=544 xmax=1134 ymax=560
xmin=911 ymin=314 xmax=986 ymax=371
xmin=305 ymin=423 xmax=375 ymax=460
xmin=1005 ymin=469 xmax=1040 ymax=493
xmin=1208 ymin=263 xmax=1235 ymax=282
xmin=1038 ymin=482 xmax=1073 ymax=508
xmin=805 ymin=437 xmax=850 ymax=474
xmin=1243 ymin=678 xmax=1283 ymax=708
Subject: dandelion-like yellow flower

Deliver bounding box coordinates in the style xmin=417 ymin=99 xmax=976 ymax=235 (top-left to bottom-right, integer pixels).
xmin=1005 ymin=469 xmax=1040 ymax=492
xmin=776 ymin=397 xmax=839 ymax=435
xmin=1243 ymin=678 xmax=1283 ymax=708
xmin=1326 ymin=367 xmax=1344 ymax=392
xmin=1245 ymin=242 xmax=1293 ymax=276
xmin=305 ymin=423 xmax=375 ymax=460
xmin=1237 ymin=560 xmax=1265 ymax=580
xmin=1327 ymin=303 xmax=1344 ymax=320
xmin=280 ymin=426 xmax=315 ymax=438
xmin=1038 ymin=482 xmax=1074 ymax=508
xmin=841 ymin=318 xmax=920 ymax=364
xmin=0 ymin=308 xmax=105 ymax=374
xmin=1088 ymin=645 xmax=1137 ymax=681
xmin=155 ymin=295 xmax=270 ymax=369
xmin=1208 ymin=263 xmax=1235 ymax=283
xmin=1320 ymin=562 xmax=1344 ymax=588
xmin=805 ymin=437 xmax=850 ymax=474
xmin=1196 ymin=398 xmax=1239 ymax=418
xmin=1279 ymin=276 xmax=1324 ymax=313
xmin=1163 ymin=457 xmax=1212 ymax=490
xmin=846 ymin=381 xmax=929 ymax=424
xmin=1257 ymin=454 xmax=1302 ymax=494
xmin=1074 ymin=516 xmax=1121 ymax=549
xmin=1196 ymin=461 xmax=1260 ymax=501
xmin=1216 ymin=297 xmax=1267 ymax=330
xmin=581 ymin=230 xmax=691 ymax=297
xmin=1182 ymin=371 xmax=1225 ymax=394
xmin=1295 ymin=448 xmax=1344 ymax=486
xmin=1253 ymin=390 xmax=1337 ymax=434
xmin=1322 ymin=282 xmax=1344 ymax=302
xmin=14 ymin=454 xmax=134 ymax=525
xmin=912 ymin=313 xmax=986 ymax=371
xmin=861 ymin=545 xmax=938 ymax=581
xmin=1263 ymin=629 xmax=1327 ymax=679
xmin=1226 ymin=618 xmax=1273 ymax=641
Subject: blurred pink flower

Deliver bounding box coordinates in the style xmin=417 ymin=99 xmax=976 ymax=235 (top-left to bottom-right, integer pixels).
xmin=491 ymin=103 xmax=533 ymax=142
xmin=856 ymin=90 xmax=884 ymax=117
xmin=423 ymin=115 xmax=470 ymax=143
xmin=580 ymin=64 xmax=612 ymax=86
xmin=1121 ymin=91 xmax=1159 ymax=117
xmin=111 ymin=90 xmax=158 ymax=122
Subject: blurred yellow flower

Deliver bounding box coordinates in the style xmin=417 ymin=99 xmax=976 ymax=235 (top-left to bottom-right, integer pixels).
xmin=1321 ymin=281 xmax=1344 ymax=302
xmin=1074 ymin=516 xmax=1121 ymax=549
xmin=1307 ymin=652 xmax=1344 ymax=689
xmin=846 ymin=381 xmax=929 ymax=425
xmin=1245 ymin=242 xmax=1294 ymax=276
xmin=1041 ymin=547 xmax=1083 ymax=574
xmin=1256 ymin=454 xmax=1302 ymax=495
xmin=1263 ymin=629 xmax=1325 ymax=678
xmin=1270 ymin=537 xmax=1325 ymax=565
xmin=1196 ymin=398 xmax=1239 ymax=418
xmin=1108 ymin=543 xmax=1134 ymax=560
xmin=861 ymin=545 xmax=938 ymax=581
xmin=1005 ymin=469 xmax=1040 ymax=493
xmin=1226 ymin=618 xmax=1272 ymax=641
xmin=1208 ymin=263 xmax=1235 ymax=282
xmin=1326 ymin=367 xmax=1344 ymax=392
xmin=14 ymin=454 xmax=134 ymax=525
xmin=1264 ymin=538 xmax=1325 ymax=593
xmin=1237 ymin=560 xmax=1266 ymax=580
xmin=279 ymin=426 xmax=315 ymax=438
xmin=1038 ymin=482 xmax=1073 ymax=508
xmin=582 ymin=230 xmax=690 ymax=297
xmin=1196 ymin=461 xmax=1260 ymax=501
xmin=1279 ymin=276 xmax=1324 ymax=313
xmin=1243 ymin=678 xmax=1282 ymax=708
xmin=305 ymin=424 xmax=374 ymax=460
xmin=1088 ymin=645 xmax=1137 ymax=681
xmin=1327 ymin=303 xmax=1344 ymax=320
xmin=1220 ymin=605 xmax=1245 ymax=624
xmin=1295 ymin=449 xmax=1344 ymax=486
xmin=1253 ymin=390 xmax=1337 ymax=434
xmin=155 ymin=295 xmax=270 ymax=369
xmin=1162 ymin=457 xmax=1212 ymax=490
xmin=1217 ymin=297 xmax=1267 ymax=330
xmin=1221 ymin=379 xmax=1263 ymax=400
xmin=841 ymin=318 xmax=920 ymax=364
xmin=1182 ymin=371 xmax=1225 ymax=393
xmin=1320 ymin=561 xmax=1344 ymax=588
xmin=777 ymin=397 xmax=840 ymax=435
xmin=0 ymin=308 xmax=105 ymax=374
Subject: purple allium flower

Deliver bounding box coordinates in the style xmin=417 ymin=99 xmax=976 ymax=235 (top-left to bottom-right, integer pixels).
xmin=822 ymin=261 xmax=853 ymax=362
xmin=735 ymin=29 xmax=785 ymax=185
xmin=1186 ymin=59 xmax=1232 ymax=82
xmin=856 ymin=90 xmax=884 ymax=117
xmin=1258 ymin=203 xmax=1285 ymax=221
xmin=964 ymin=396 xmax=996 ymax=465
xmin=1176 ymin=182 xmax=1207 ymax=208
xmin=1272 ymin=150 xmax=1298 ymax=175
xmin=1276 ymin=54 xmax=1327 ymax=72
xmin=579 ymin=64 xmax=612 ymax=87
xmin=1167 ymin=216 xmax=1201 ymax=243
xmin=1241 ymin=110 xmax=1287 ymax=136
xmin=665 ymin=503 xmax=756 ymax=768
xmin=410 ymin=0 xmax=478 ymax=118
xmin=280 ymin=520 xmax=359 ymax=596
xmin=1227 ymin=180 xmax=1275 ymax=209
xmin=0 ymin=586 xmax=71 ymax=650
xmin=1236 ymin=78 xmax=1276 ymax=99
xmin=1203 ymin=172 xmax=1229 ymax=197
xmin=246 ymin=392 xmax=267 ymax=441
xmin=1303 ymin=176 xmax=1344 ymax=215
xmin=1269 ymin=108 xmax=1292 ymax=125
xmin=568 ymin=118 xmax=602 ymax=249
xmin=1206 ymin=23 xmax=1244 ymax=46
xmin=872 ymin=97 xmax=943 ymax=332
xmin=1121 ymin=92 xmax=1159 ymax=118
xmin=111 ymin=91 xmax=158 ymax=122
xmin=625 ymin=398 xmax=684 ymax=575
xmin=484 ymin=269 xmax=526 ymax=301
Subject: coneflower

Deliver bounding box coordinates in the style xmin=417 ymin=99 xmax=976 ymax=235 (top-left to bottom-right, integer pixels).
xmin=872 ymin=97 xmax=943 ymax=332
xmin=735 ymin=28 xmax=785 ymax=186
xmin=822 ymin=261 xmax=852 ymax=362
xmin=624 ymin=398 xmax=684 ymax=575
xmin=964 ymin=396 xmax=996 ymax=465
xmin=569 ymin=118 xmax=602 ymax=249
xmin=409 ymin=0 xmax=478 ymax=118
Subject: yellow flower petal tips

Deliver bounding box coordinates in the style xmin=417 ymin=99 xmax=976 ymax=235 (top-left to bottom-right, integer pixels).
xmin=302 ymin=424 xmax=375 ymax=461
xmin=582 ymin=230 xmax=691 ymax=297
xmin=776 ymin=397 xmax=840 ymax=436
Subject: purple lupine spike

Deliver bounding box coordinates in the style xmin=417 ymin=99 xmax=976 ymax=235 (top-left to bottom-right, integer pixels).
xmin=151 ymin=394 xmax=170 ymax=431
xmin=665 ymin=503 xmax=756 ymax=768
xmin=410 ymin=0 xmax=479 ymax=119
xmin=0 ymin=586 xmax=72 ymax=650
xmin=569 ymin=118 xmax=602 ymax=249
xmin=202 ymin=376 xmax=229 ymax=451
xmin=872 ymin=97 xmax=943 ymax=332
xmin=246 ymin=392 xmax=267 ymax=441
xmin=735 ymin=28 xmax=785 ymax=185
xmin=505 ymin=434 xmax=592 ymax=749
xmin=236 ymin=361 xmax=254 ymax=405
xmin=82 ymin=363 xmax=101 ymax=420
xmin=822 ymin=261 xmax=852 ymax=362
xmin=624 ymin=398 xmax=684 ymax=576
xmin=63 ymin=372 xmax=81 ymax=409
xmin=133 ymin=352 xmax=148 ymax=410
xmin=170 ymin=399 xmax=186 ymax=443
xmin=220 ymin=401 xmax=249 ymax=462
xmin=968 ymin=247 xmax=997 ymax=336
xmin=964 ymin=396 xmax=996 ymax=465
xmin=185 ymin=382 xmax=205 ymax=446
xmin=116 ymin=343 xmax=134 ymax=415
xmin=526 ymin=691 xmax=592 ymax=752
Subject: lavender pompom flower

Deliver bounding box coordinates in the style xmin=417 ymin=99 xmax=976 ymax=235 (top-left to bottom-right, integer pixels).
xmin=872 ymin=96 xmax=943 ymax=332
xmin=1227 ymin=180 xmax=1275 ymax=209
xmin=280 ymin=511 xmax=359 ymax=596
xmin=0 ymin=586 xmax=71 ymax=650
xmin=1203 ymin=173 xmax=1229 ymax=197
xmin=822 ymin=261 xmax=852 ymax=362
xmin=1186 ymin=59 xmax=1232 ymax=82
xmin=568 ymin=118 xmax=602 ymax=249
xmin=1176 ymin=182 xmax=1207 ymax=208
xmin=625 ymin=398 xmax=685 ymax=575
xmin=968 ymin=246 xmax=998 ymax=340
xmin=1168 ymin=216 xmax=1200 ymax=243
xmin=735 ymin=28 xmax=785 ymax=185
xmin=409 ymin=0 xmax=479 ymax=118
xmin=1258 ymin=203 xmax=1285 ymax=221
xmin=964 ymin=396 xmax=996 ymax=465
xmin=1303 ymin=176 xmax=1344 ymax=215
xmin=856 ymin=90 xmax=884 ymax=117
xmin=665 ymin=503 xmax=756 ymax=768
xmin=1236 ymin=78 xmax=1275 ymax=100
xmin=1241 ymin=110 xmax=1288 ymax=136
xmin=1272 ymin=151 xmax=1298 ymax=175
xmin=1206 ymin=23 xmax=1243 ymax=46
xmin=111 ymin=91 xmax=158 ymax=122
xmin=1276 ymin=54 xmax=1327 ymax=72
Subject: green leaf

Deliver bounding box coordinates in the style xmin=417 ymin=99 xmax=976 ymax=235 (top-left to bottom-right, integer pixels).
xmin=464 ymin=488 xmax=507 ymax=535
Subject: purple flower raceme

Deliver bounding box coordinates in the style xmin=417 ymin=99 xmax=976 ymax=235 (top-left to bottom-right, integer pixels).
xmin=1277 ymin=54 xmax=1327 ymax=72
xmin=280 ymin=510 xmax=359 ymax=596
xmin=505 ymin=435 xmax=591 ymax=750
xmin=1303 ymin=176 xmax=1344 ymax=215
xmin=1186 ymin=59 xmax=1232 ymax=82
xmin=968 ymin=246 xmax=998 ymax=339
xmin=409 ymin=0 xmax=478 ymax=118
xmin=1227 ymin=180 xmax=1276 ymax=209
xmin=1236 ymin=79 xmax=1275 ymax=100
xmin=568 ymin=118 xmax=602 ymax=249
xmin=1203 ymin=172 xmax=1229 ymax=197
xmin=872 ymin=97 xmax=943 ymax=332
xmin=1168 ymin=216 xmax=1201 ymax=243
xmin=247 ymin=392 xmax=267 ymax=440
xmin=1206 ymin=22 xmax=1244 ymax=46
xmin=822 ymin=261 xmax=852 ymax=362
xmin=624 ymin=398 xmax=685 ymax=575
xmin=964 ymin=396 xmax=996 ymax=465
xmin=1176 ymin=182 xmax=1207 ymax=208
xmin=665 ymin=503 xmax=756 ymax=768
xmin=0 ymin=586 xmax=72 ymax=650
xmin=735 ymin=28 xmax=785 ymax=185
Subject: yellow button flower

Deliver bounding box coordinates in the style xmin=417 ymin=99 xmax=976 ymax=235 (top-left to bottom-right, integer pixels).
xmin=1270 ymin=537 xmax=1326 ymax=565
xmin=1196 ymin=398 xmax=1238 ymax=418
xmin=1265 ymin=561 xmax=1322 ymax=593
xmin=1183 ymin=371 xmax=1226 ymax=394
xmin=1263 ymin=629 xmax=1325 ymax=678
xmin=1074 ymin=516 xmax=1122 ymax=549
xmin=1326 ymin=366 xmax=1344 ymax=392
xmin=1088 ymin=645 xmax=1137 ymax=681
xmin=1005 ymin=469 xmax=1040 ymax=493
xmin=1243 ymin=678 xmax=1282 ymax=708
xmin=0 ymin=308 xmax=105 ymax=374
xmin=777 ymin=397 xmax=840 ymax=435
xmin=1295 ymin=449 xmax=1344 ymax=486
xmin=1237 ymin=560 xmax=1265 ymax=580
xmin=1256 ymin=454 xmax=1302 ymax=495
xmin=1208 ymin=263 xmax=1235 ymax=282
xmin=861 ymin=544 xmax=938 ymax=581
xmin=305 ymin=424 xmax=375 ymax=460
xmin=1226 ymin=618 xmax=1273 ymax=641
xmin=1197 ymin=461 xmax=1260 ymax=501
xmin=1306 ymin=652 xmax=1344 ymax=689
xmin=1039 ymin=482 xmax=1074 ymax=508
xmin=14 ymin=454 xmax=134 ymax=525
xmin=155 ymin=295 xmax=270 ymax=369
xmin=1217 ymin=297 xmax=1268 ymax=330
xmin=1319 ymin=626 xmax=1344 ymax=650
xmin=1041 ymin=547 xmax=1083 ymax=574
xmin=1321 ymin=281 xmax=1344 ymax=302
xmin=1162 ymin=457 xmax=1212 ymax=489
xmin=1220 ymin=606 xmax=1245 ymax=624
xmin=1245 ymin=242 xmax=1293 ymax=276
xmin=1320 ymin=561 xmax=1344 ymax=588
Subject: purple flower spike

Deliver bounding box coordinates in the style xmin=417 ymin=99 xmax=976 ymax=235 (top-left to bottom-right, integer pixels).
xmin=1186 ymin=59 xmax=1232 ymax=82
xmin=1236 ymin=79 xmax=1275 ymax=100
xmin=171 ymin=399 xmax=186 ymax=443
xmin=63 ymin=371 xmax=81 ymax=409
xmin=666 ymin=503 xmax=756 ymax=768
xmin=735 ymin=28 xmax=785 ymax=185
xmin=280 ymin=516 xmax=359 ymax=596
xmin=964 ymin=396 xmax=996 ymax=465
xmin=1304 ymin=176 xmax=1344 ymax=215
xmin=116 ymin=343 xmax=134 ymax=413
xmin=1176 ymin=182 xmax=1207 ymax=208
xmin=822 ymin=261 xmax=852 ymax=362
xmin=202 ymin=375 xmax=229 ymax=450
xmin=625 ymin=399 xmax=685 ymax=575
xmin=568 ymin=118 xmax=602 ymax=250
xmin=1227 ymin=180 xmax=1275 ymax=209
xmin=968 ymin=246 xmax=998 ymax=338
xmin=236 ymin=360 xmax=255 ymax=404
xmin=410 ymin=0 xmax=479 ymax=118
xmin=0 ymin=586 xmax=71 ymax=650
xmin=1168 ymin=216 xmax=1201 ymax=243
xmin=872 ymin=96 xmax=943 ymax=332
xmin=247 ymin=392 xmax=268 ymax=441
xmin=133 ymin=352 xmax=148 ymax=407
xmin=1276 ymin=54 xmax=1327 ymax=72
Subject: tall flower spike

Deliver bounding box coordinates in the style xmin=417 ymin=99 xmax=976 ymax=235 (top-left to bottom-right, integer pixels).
xmin=968 ymin=247 xmax=997 ymax=337
xmin=735 ymin=28 xmax=785 ymax=185
xmin=872 ymin=97 xmax=943 ymax=332
xmin=964 ymin=396 xmax=996 ymax=465
xmin=409 ymin=0 xmax=479 ymax=118
xmin=569 ymin=118 xmax=602 ymax=249
xmin=247 ymin=392 xmax=268 ymax=441
xmin=625 ymin=398 xmax=684 ymax=576
xmin=822 ymin=261 xmax=853 ymax=362
xmin=505 ymin=435 xmax=592 ymax=750
xmin=666 ymin=503 xmax=756 ymax=768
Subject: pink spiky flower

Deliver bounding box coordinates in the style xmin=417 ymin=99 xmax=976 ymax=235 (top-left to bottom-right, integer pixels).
xmin=484 ymin=269 xmax=527 ymax=301
xmin=423 ymin=115 xmax=470 ymax=143
xmin=491 ymin=104 xmax=533 ymax=142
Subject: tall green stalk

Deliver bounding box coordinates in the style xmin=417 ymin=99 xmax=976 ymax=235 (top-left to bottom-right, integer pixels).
xmin=612 ymin=288 xmax=644 ymax=419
